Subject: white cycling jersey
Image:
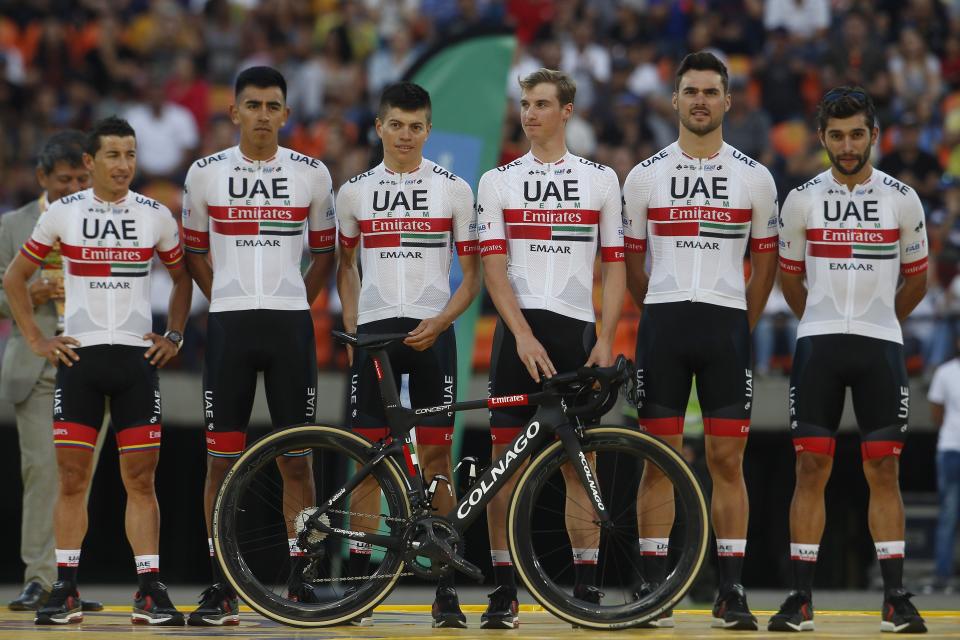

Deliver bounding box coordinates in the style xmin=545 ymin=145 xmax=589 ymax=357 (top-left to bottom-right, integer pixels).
xmin=21 ymin=188 xmax=183 ymax=348
xmin=623 ymin=142 xmax=778 ymax=310
xmin=778 ymin=168 xmax=928 ymax=344
xmin=476 ymin=151 xmax=624 ymax=323
xmin=337 ymin=159 xmax=477 ymax=324
xmin=181 ymin=146 xmax=335 ymax=312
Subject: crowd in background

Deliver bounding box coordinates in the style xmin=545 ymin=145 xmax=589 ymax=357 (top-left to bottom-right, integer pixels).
xmin=2 ymin=0 xmax=960 ymax=376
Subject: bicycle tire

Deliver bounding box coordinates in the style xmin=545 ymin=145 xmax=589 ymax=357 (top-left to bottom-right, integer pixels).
xmin=508 ymin=425 xmax=709 ymax=629
xmin=213 ymin=425 xmax=411 ymax=627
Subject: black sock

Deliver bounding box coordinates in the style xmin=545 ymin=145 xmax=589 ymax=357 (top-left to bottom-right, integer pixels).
xmin=718 ymin=556 xmax=744 ymax=589
xmin=493 ymin=564 xmax=516 ymax=588
xmin=57 ymin=565 xmax=78 ymax=586
xmin=137 ymin=572 xmax=159 ymax=593
xmin=641 ymin=555 xmax=668 ymax=585
xmin=791 ymin=560 xmax=816 ymax=593
xmin=574 ymin=563 xmax=597 ymax=587
xmin=880 ymin=558 xmax=904 ymax=592
xmin=348 ymin=552 xmax=372 ymax=579
xmin=439 ymin=570 xmax=455 ymax=590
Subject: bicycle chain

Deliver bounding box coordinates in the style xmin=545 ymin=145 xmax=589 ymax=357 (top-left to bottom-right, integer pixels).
xmin=324 ymin=507 xmax=409 ymax=524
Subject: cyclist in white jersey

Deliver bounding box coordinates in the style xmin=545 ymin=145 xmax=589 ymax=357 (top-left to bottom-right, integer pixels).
xmin=476 ymin=68 xmax=625 ymax=629
xmin=180 ymin=67 xmax=336 ymax=625
xmin=768 ymin=88 xmax=927 ymax=634
xmin=623 ymin=52 xmax=778 ymax=630
xmin=3 ymin=117 xmax=191 ymax=626
xmin=336 ymin=82 xmax=479 ymax=628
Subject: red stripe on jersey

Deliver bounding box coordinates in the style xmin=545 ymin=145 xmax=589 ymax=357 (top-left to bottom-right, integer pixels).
xmin=53 ymin=421 xmax=99 ymax=448
xmin=806 ymin=228 xmax=899 ymax=244
xmin=639 ymin=416 xmax=684 ymax=436
xmin=647 ymin=206 xmax=752 ymax=224
xmin=624 ymin=236 xmax=647 ymax=253
xmin=503 ymin=209 xmax=600 ymax=225
xmin=808 ymin=243 xmax=853 ymax=258
xmin=212 ymin=220 xmax=259 ymax=235
xmin=60 ymin=243 xmax=154 ymax=262
xmin=751 ymin=236 xmax=778 ymax=252
xmin=506 ymin=225 xmax=552 ymax=240
xmin=779 ymin=257 xmax=805 ymax=273
xmin=116 ymin=424 xmax=162 ymax=453
xmin=651 ymin=221 xmax=699 ymax=236
xmin=363 ymin=233 xmax=401 ymax=248
xmin=415 ymin=427 xmax=454 ymax=445
xmin=339 ymin=232 xmax=359 ymax=248
xmin=456 ymin=240 xmax=479 ymax=255
xmin=205 ymin=431 xmax=247 ymax=456
xmin=158 ymin=244 xmax=183 ymax=266
xmin=182 ymin=228 xmax=209 ymax=249
xmin=358 ymin=218 xmax=453 ymax=233
xmin=901 ymin=257 xmax=928 ymax=276
xmin=67 ymin=261 xmax=111 ymax=277
xmin=480 ymin=239 xmax=506 ymax=256
xmin=601 ymin=246 xmax=625 ymax=262
xmin=208 ymin=205 xmax=308 ymax=222
xmin=309 ymin=229 xmax=335 ymax=249
xmin=22 ymin=238 xmax=52 ymax=264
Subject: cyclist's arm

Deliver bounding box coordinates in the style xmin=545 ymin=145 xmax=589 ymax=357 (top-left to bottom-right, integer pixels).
xmin=777 ymin=188 xmax=807 ymax=319
xmin=184 ymin=252 xmax=213 ymax=301
xmin=482 ymin=252 xmax=554 ymax=381
xmin=624 ymin=251 xmax=648 ymax=310
xmin=336 ymin=243 xmax=360 ymax=335
xmin=895 ymin=187 xmax=929 ymax=321
xmin=181 ymin=164 xmax=212 ymax=300
xmin=587 ymin=260 xmax=625 ymax=367
xmin=746 ymin=250 xmax=777 ymax=331
xmin=622 ymin=162 xmax=650 ymax=311
xmin=304 ymin=252 xmax=335 ymax=306
xmin=305 ymin=163 xmax=337 ymax=305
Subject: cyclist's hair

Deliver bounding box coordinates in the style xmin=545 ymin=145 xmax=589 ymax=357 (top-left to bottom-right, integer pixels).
xmin=816 ymin=86 xmax=877 ymax=132
xmin=675 ymin=51 xmax=729 ymax=93
xmin=378 ymin=82 xmax=432 ymax=123
xmin=518 ymin=68 xmax=577 ymax=107
xmin=235 ymin=65 xmax=287 ymax=100
xmin=86 ymin=116 xmax=136 ymax=156
xmin=37 ymin=130 xmax=86 ymax=174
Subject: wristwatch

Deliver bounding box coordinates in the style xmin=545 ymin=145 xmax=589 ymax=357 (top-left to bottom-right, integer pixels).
xmin=163 ymin=330 xmax=184 ymax=351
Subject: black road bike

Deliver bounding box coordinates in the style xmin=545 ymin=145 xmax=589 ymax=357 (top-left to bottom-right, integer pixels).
xmin=212 ymin=331 xmax=709 ymax=629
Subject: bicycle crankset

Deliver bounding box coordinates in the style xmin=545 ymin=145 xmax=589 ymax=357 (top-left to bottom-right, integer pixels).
xmin=401 ymin=516 xmax=483 ymax=581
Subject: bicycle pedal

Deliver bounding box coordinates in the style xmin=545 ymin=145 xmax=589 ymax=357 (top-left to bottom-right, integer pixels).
xmin=426 ymin=474 xmax=453 ymax=505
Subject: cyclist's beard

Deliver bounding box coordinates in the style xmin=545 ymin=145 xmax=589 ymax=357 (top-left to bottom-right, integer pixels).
xmin=679 ymin=110 xmax=723 ymax=136
xmin=827 ymin=147 xmax=871 ymax=176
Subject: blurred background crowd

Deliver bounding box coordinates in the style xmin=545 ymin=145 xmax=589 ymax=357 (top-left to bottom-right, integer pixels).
xmin=2 ymin=0 xmax=960 ymax=377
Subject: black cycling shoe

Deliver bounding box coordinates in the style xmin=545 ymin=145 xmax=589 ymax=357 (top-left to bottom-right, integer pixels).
xmin=632 ymin=581 xmax=675 ymax=629
xmin=480 ymin=585 xmax=519 ymax=629
xmin=880 ymin=589 xmax=927 ymax=633
xmin=712 ymin=583 xmax=758 ymax=630
xmin=132 ymin=581 xmax=185 ymax=626
xmin=570 ymin=584 xmax=603 ymax=628
xmin=186 ymin=583 xmax=239 ymax=626
xmin=768 ymin=590 xmax=815 ymax=632
xmin=432 ymin=585 xmax=467 ymax=628
xmin=34 ymin=581 xmax=82 ymax=625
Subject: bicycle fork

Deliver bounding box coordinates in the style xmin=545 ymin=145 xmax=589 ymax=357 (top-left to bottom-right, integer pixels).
xmin=555 ymin=423 xmax=611 ymax=526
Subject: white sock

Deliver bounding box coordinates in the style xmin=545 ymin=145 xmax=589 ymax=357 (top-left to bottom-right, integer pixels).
xmin=135 ymin=554 xmax=160 ymax=575
xmin=716 ymin=538 xmax=747 ymax=557
xmin=639 ymin=537 xmax=669 ymax=556
xmin=790 ymin=543 xmax=819 ymax=562
xmin=490 ymin=549 xmax=513 ymax=566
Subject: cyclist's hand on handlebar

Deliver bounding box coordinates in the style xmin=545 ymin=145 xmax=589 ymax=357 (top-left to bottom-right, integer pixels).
xmin=584 ymin=338 xmax=614 ymax=368
xmin=516 ymin=332 xmax=556 ymax=382
xmin=404 ymin=316 xmax=448 ymax=351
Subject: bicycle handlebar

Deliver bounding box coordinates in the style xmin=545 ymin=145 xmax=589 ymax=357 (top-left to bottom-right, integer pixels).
xmin=543 ymin=355 xmax=635 ymax=418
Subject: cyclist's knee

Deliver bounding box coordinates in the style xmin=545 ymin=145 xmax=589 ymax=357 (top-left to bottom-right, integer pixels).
xmin=276 ymin=454 xmax=312 ymax=481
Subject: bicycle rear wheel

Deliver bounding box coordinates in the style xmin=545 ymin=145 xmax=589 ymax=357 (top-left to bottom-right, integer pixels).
xmin=509 ymin=425 xmax=709 ymax=629
xmin=212 ymin=425 xmax=411 ymax=627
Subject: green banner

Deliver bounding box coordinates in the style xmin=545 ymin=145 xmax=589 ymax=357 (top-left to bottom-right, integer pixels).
xmin=406 ymin=27 xmax=517 ymax=461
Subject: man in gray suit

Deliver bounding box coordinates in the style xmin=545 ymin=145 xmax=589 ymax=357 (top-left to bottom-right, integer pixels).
xmin=1 ymin=131 xmax=104 ymax=611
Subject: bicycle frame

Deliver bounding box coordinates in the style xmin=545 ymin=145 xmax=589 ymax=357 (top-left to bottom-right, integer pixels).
xmin=307 ymin=342 xmax=611 ymax=553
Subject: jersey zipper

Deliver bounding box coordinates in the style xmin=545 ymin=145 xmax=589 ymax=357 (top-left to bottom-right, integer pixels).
xmin=690 ymin=157 xmax=704 ymax=302
xmin=255 ymin=161 xmax=264 ymax=307
xmin=843 ymin=186 xmax=855 ymax=333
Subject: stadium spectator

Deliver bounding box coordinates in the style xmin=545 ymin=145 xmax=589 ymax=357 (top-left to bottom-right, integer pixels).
xmin=123 ymin=83 xmax=199 ymax=183
xmin=878 ymin=113 xmax=943 ymax=209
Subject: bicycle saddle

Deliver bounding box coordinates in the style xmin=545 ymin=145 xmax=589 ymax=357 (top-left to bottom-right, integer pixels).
xmin=331 ymin=330 xmax=411 ymax=349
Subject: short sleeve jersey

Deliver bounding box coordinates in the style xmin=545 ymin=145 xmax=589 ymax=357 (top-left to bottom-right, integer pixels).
xmin=622 ymin=142 xmax=779 ymax=310
xmin=181 ymin=146 xmax=335 ymax=312
xmin=20 ymin=188 xmax=183 ymax=347
xmin=476 ymin=151 xmax=624 ymax=323
xmin=778 ymin=168 xmax=929 ymax=344
xmin=336 ymin=159 xmax=478 ymax=324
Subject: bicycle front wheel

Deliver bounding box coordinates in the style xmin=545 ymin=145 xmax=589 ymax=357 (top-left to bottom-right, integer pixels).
xmin=213 ymin=425 xmax=411 ymax=627
xmin=509 ymin=425 xmax=709 ymax=629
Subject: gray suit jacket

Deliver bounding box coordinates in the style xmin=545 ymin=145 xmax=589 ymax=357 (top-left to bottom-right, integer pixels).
xmin=0 ymin=198 xmax=59 ymax=404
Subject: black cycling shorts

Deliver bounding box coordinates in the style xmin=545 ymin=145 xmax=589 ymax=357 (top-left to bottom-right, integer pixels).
xmin=488 ymin=309 xmax=597 ymax=442
xmin=350 ymin=317 xmax=457 ymax=446
xmin=789 ymin=334 xmax=909 ymax=459
xmin=203 ymin=309 xmax=317 ymax=457
xmin=53 ymin=345 xmax=161 ymax=455
xmin=635 ymin=301 xmax=752 ymax=438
